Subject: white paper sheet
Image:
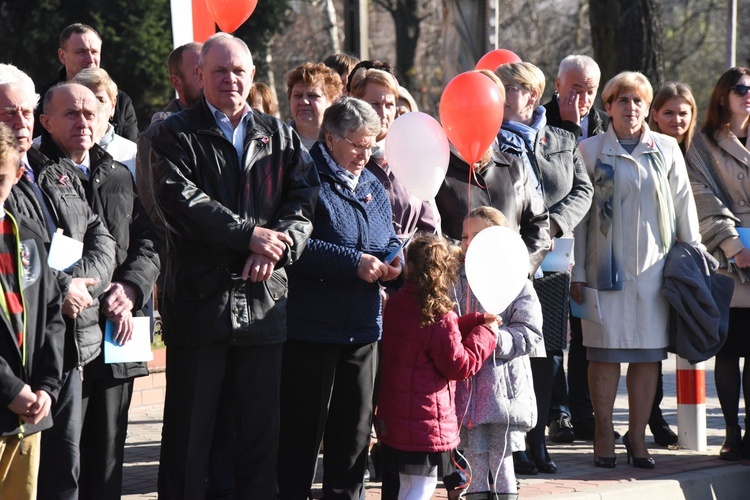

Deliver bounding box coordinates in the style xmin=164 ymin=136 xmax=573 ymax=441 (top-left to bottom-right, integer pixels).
xmin=104 ymin=317 xmax=154 ymax=364
xmin=569 ymin=286 xmax=602 ymax=324
xmin=47 ymin=230 xmax=83 ymax=271
xmin=540 ymin=237 xmax=575 ymax=273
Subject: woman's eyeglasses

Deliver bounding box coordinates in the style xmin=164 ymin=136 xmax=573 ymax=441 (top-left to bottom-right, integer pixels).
xmin=731 ymin=84 xmax=750 ymax=97
xmin=339 ymin=136 xmax=374 ymax=155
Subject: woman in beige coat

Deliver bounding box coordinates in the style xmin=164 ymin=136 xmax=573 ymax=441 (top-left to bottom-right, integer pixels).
xmin=685 ymin=66 xmax=750 ymax=461
xmin=571 ymin=72 xmax=701 ymax=470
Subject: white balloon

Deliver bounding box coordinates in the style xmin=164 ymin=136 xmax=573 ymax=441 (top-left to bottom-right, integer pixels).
xmin=465 ymin=226 xmax=530 ymax=314
xmin=385 ymin=112 xmax=450 ymax=200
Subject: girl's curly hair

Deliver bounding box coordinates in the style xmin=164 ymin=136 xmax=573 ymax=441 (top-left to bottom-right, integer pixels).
xmin=406 ymin=233 xmax=462 ymax=327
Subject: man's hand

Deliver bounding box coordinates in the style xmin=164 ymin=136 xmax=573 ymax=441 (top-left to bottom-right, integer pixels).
xmin=242 ymin=253 xmax=276 ymax=282
xmin=357 ymin=254 xmax=388 ymax=283
xmin=249 ymin=227 xmax=293 ymax=263
xmin=570 ymin=281 xmax=585 ymax=304
xmin=62 ymin=277 xmax=99 ymax=318
xmin=558 ymin=90 xmax=581 ymax=124
xmin=20 ymin=390 xmax=52 ymax=426
xmin=102 ymin=282 xmax=137 ymax=318
xmin=8 ymin=384 xmax=36 ymax=416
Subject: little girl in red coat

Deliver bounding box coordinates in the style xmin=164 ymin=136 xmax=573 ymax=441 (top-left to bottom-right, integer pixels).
xmin=376 ymin=233 xmax=499 ymax=500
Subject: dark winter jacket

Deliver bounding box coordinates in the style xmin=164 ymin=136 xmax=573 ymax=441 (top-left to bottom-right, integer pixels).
xmin=435 ymin=150 xmax=550 ymax=276
xmin=376 ymin=281 xmax=496 ymax=452
xmin=35 ymin=67 xmax=140 ymax=141
xmin=39 ymin=139 xmax=160 ymax=379
xmin=286 ymin=143 xmax=400 ymax=344
xmin=0 ymin=210 xmax=65 ymax=438
xmin=150 ymin=97 xmax=319 ymax=347
xmin=9 ymin=148 xmax=116 ymax=371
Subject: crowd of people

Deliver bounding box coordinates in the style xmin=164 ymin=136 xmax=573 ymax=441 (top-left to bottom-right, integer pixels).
xmin=0 ymin=19 xmax=749 ymax=500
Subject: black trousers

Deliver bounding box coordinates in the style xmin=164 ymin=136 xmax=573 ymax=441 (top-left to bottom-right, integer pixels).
xmin=157 ymin=342 xmax=283 ymax=500
xmin=277 ymin=339 xmax=377 ymax=500
xmin=79 ymin=371 xmax=135 ymax=499
xmin=38 ymin=370 xmax=82 ymax=500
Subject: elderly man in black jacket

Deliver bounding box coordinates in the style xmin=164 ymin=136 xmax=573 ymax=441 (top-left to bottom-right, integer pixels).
xmin=150 ymin=33 xmax=319 ymax=499
xmin=39 ymin=82 xmax=160 ymax=500
xmin=0 ymin=65 xmax=117 ymax=500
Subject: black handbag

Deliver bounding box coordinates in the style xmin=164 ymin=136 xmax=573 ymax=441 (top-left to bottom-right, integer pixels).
xmin=533 ymin=270 xmax=571 ymax=351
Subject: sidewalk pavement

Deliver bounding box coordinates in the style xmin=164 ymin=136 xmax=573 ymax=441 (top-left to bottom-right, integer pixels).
xmin=122 ymin=354 xmax=750 ymax=499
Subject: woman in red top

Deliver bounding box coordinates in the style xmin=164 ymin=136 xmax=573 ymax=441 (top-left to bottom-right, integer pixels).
xmin=376 ymin=233 xmax=498 ymax=500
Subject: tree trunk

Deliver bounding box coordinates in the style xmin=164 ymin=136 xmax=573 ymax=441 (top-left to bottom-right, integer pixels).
xmin=589 ymin=0 xmax=664 ymax=84
xmin=324 ymin=0 xmax=342 ymax=54
xmin=376 ymin=0 xmax=421 ymax=89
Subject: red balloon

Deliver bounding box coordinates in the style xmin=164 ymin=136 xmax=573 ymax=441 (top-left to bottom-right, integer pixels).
xmin=205 ymin=0 xmax=259 ymax=33
xmin=439 ymin=72 xmax=504 ymax=165
xmin=474 ymin=49 xmax=522 ymax=71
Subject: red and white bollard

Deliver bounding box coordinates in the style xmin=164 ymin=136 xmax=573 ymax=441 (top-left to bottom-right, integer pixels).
xmin=676 ymin=356 xmax=707 ymax=451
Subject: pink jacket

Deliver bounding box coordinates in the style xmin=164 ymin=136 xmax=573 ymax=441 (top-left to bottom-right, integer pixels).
xmin=376 ymin=281 xmax=497 ymax=452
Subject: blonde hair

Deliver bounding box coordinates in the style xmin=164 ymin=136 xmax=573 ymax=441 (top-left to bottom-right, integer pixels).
xmin=72 ymin=67 xmax=117 ymax=103
xmin=496 ymin=62 xmax=546 ymax=98
xmin=601 ymin=71 xmax=653 ymax=107
xmin=649 ymin=81 xmax=697 ymax=151
xmin=465 ymin=206 xmax=509 ymax=228
xmin=475 ymin=69 xmax=507 ymax=103
xmin=406 ymin=233 xmax=462 ymax=327
xmin=349 ymin=68 xmax=398 ymax=100
xmin=0 ymin=123 xmax=19 ymax=169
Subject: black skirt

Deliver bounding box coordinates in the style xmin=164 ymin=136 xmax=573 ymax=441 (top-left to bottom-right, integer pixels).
xmin=380 ymin=443 xmax=454 ymax=477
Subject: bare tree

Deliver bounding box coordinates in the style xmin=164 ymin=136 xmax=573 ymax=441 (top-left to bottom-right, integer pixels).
xmin=589 ymin=0 xmax=665 ymax=83
xmin=372 ymin=0 xmax=422 ymax=87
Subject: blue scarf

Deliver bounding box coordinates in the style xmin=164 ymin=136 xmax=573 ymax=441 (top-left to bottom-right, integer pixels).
xmin=498 ymin=106 xmax=547 ymax=198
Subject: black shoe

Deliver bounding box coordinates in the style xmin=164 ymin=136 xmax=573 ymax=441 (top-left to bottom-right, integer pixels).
xmin=743 ymin=422 xmax=750 ymax=459
xmin=548 ymin=414 xmax=575 ymax=443
xmin=513 ymin=450 xmax=537 ymax=475
xmin=528 ymin=443 xmax=557 ymax=473
xmin=622 ymin=432 xmax=655 ymax=469
xmin=593 ymin=455 xmax=617 ymax=468
xmin=649 ymin=418 xmax=678 ymax=446
xmin=720 ymin=425 xmax=742 ymax=461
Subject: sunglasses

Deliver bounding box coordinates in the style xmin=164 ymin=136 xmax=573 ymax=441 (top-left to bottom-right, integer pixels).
xmin=731 ymin=84 xmax=750 ymax=97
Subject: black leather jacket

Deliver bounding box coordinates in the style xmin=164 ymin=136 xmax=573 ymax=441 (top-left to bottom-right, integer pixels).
xmin=40 ymin=139 xmax=161 ymax=379
xmin=150 ymin=98 xmax=320 ymax=347
xmin=435 ymin=150 xmax=550 ymax=276
xmin=8 ymin=148 xmax=116 ymax=371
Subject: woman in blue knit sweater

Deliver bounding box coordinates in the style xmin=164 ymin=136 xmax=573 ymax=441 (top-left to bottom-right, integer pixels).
xmin=277 ymin=96 xmax=402 ymax=500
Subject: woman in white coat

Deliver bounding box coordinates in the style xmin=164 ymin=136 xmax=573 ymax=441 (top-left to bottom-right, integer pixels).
xmin=570 ymin=72 xmax=701 ymax=469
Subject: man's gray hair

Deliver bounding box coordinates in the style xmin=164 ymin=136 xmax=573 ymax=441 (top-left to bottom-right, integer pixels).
xmin=558 ymin=55 xmax=600 ymax=81
xmin=199 ymin=33 xmax=253 ymax=69
xmin=0 ymin=64 xmax=40 ymax=110
xmin=319 ymin=96 xmax=381 ymax=142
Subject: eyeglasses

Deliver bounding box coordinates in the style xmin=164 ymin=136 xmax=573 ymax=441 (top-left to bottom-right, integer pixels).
xmin=339 ymin=136 xmax=374 ymax=155
xmin=731 ymin=84 xmax=750 ymax=97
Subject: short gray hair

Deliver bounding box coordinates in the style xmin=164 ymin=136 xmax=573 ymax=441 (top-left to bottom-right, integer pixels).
xmin=0 ymin=64 xmax=40 ymax=110
xmin=199 ymin=33 xmax=253 ymax=69
xmin=318 ymin=96 xmax=381 ymax=142
xmin=558 ymin=55 xmax=600 ymax=81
